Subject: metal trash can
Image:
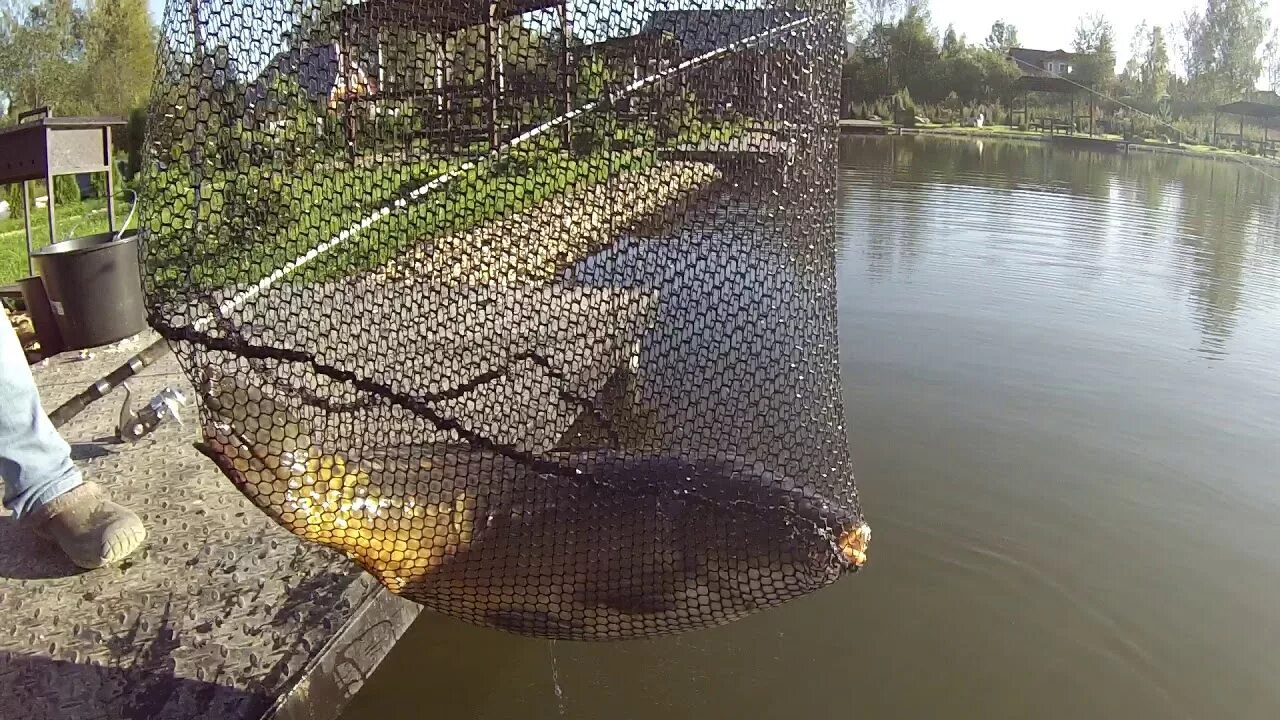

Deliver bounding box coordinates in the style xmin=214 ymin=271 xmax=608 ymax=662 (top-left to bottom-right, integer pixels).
xmin=32 ymin=230 xmax=147 ymax=350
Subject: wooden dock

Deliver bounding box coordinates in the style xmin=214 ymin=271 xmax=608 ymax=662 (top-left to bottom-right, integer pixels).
xmin=659 ymin=131 xmax=797 ymax=165
xmin=0 ymin=281 xmax=656 ymax=719
xmin=1048 ymin=134 xmax=1132 ymax=153
xmin=838 ymin=119 xmax=892 ymax=135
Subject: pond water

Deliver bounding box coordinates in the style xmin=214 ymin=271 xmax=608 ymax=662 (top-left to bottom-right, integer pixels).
xmin=344 ymin=135 xmax=1280 ymax=719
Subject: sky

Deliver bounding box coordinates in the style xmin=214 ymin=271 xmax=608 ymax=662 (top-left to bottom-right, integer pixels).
xmin=925 ymin=0 xmax=1280 ymax=67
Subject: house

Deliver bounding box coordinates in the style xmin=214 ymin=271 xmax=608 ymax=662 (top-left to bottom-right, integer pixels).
xmin=1246 ymin=89 xmax=1280 ymax=106
xmin=1007 ymin=48 xmax=1076 ymax=78
xmin=642 ymin=8 xmax=808 ymax=118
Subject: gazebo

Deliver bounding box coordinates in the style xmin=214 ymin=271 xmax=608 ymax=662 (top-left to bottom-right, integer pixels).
xmin=1011 ymin=74 xmax=1096 ymax=136
xmin=1212 ymin=99 xmax=1280 ymax=156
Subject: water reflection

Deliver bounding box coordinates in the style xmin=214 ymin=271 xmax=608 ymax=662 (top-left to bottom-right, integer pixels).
xmin=344 ymin=136 xmax=1280 ymax=720
xmin=839 ymin=135 xmax=1280 ymax=357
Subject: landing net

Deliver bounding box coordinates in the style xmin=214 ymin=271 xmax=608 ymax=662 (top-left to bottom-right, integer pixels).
xmin=142 ymin=0 xmax=866 ymax=639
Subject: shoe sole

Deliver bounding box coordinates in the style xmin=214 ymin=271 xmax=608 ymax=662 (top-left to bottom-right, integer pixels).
xmin=72 ymin=524 xmax=148 ymax=570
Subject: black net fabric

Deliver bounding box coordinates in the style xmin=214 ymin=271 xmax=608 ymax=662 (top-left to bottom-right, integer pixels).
xmin=142 ymin=0 xmax=867 ymax=640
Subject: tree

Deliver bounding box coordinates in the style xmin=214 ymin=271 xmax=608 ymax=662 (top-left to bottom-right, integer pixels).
xmin=885 ymin=3 xmax=942 ymax=102
xmin=977 ymin=45 xmax=1021 ymax=106
xmin=80 ymin=0 xmax=155 ymax=117
xmin=1072 ymin=13 xmax=1117 ymax=91
xmin=1179 ymin=9 xmax=1207 ymax=83
xmin=847 ymin=0 xmax=904 ymax=42
xmin=1265 ymin=30 xmax=1280 ymax=92
xmin=1140 ymin=25 xmax=1171 ymax=102
xmin=1119 ymin=22 xmax=1147 ymax=98
xmin=0 ymin=0 xmax=91 ymax=116
xmin=985 ymin=19 xmax=1019 ymax=53
xmin=941 ymin=23 xmax=961 ymax=56
xmin=1181 ymin=0 xmax=1270 ymax=103
xmin=944 ymin=45 xmax=984 ymax=99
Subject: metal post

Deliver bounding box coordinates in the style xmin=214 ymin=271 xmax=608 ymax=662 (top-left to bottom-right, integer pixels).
xmin=44 ymin=167 xmax=56 ymax=248
xmin=486 ymin=0 xmax=500 ymax=148
xmin=22 ymin=180 xmax=34 ymax=277
xmin=338 ymin=30 xmax=356 ymax=162
xmin=1240 ymin=113 xmax=1245 ymax=150
xmin=433 ymin=34 xmax=445 ymax=114
xmin=376 ymin=29 xmax=386 ymax=89
xmin=559 ymin=0 xmax=572 ymax=151
xmin=440 ymin=33 xmax=454 ymax=153
xmin=631 ymin=50 xmax=640 ymax=114
xmin=105 ymin=126 xmax=117 ymax=232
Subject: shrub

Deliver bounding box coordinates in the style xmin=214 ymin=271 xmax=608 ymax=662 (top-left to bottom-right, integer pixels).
xmin=54 ymin=175 xmax=82 ymax=204
xmin=126 ymin=107 xmax=147 ymax=180
xmin=892 ymin=89 xmax=919 ymax=127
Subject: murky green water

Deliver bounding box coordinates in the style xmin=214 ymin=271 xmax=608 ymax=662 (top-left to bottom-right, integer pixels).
xmin=345 ymin=136 xmax=1280 ymax=719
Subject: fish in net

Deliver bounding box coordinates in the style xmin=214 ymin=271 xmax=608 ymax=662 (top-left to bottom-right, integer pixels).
xmin=142 ymin=0 xmax=867 ymax=639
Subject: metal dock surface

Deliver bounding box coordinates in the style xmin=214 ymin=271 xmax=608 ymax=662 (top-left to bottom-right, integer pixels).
xmin=0 ymin=285 xmax=656 ymax=720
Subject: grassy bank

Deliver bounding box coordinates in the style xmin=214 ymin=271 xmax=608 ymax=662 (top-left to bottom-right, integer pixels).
xmin=380 ymin=159 xmax=719 ymax=285
xmin=3 ymin=117 xmax=744 ymax=290
xmin=0 ymin=199 xmax=118 ymax=285
xmin=893 ymin=125 xmax=1277 ymax=166
xmin=142 ymin=141 xmax=661 ymax=299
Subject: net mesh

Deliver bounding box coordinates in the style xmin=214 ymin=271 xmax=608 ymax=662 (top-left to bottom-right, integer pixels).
xmin=141 ymin=0 xmax=866 ymax=640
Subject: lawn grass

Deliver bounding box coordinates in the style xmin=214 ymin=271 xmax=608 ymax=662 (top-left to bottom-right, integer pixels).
xmin=2 ymin=116 xmax=731 ymax=291
xmin=0 ymin=199 xmax=117 ymax=285
xmin=141 ymin=140 xmax=660 ymax=300
xmin=909 ymin=124 xmax=1272 ymax=161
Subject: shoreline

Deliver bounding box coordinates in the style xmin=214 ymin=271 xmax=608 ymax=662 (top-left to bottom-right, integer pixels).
xmin=858 ymin=125 xmax=1280 ymax=170
xmin=378 ymin=159 xmax=721 ymax=284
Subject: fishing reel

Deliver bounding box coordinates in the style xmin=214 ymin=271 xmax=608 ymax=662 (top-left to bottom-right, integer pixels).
xmin=116 ymin=383 xmax=188 ymax=443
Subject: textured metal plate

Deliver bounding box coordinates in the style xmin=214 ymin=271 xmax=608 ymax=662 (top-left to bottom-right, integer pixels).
xmin=1 ymin=285 xmax=655 ymax=718
xmin=1 ymin=336 xmax=414 ymax=720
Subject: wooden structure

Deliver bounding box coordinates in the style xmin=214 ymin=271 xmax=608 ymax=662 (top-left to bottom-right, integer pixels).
xmin=644 ymin=9 xmax=801 ymax=120
xmin=0 ymin=108 xmax=124 ymax=276
xmin=579 ymin=30 xmax=681 ymax=120
xmin=1213 ymin=99 xmax=1280 ymax=157
xmin=838 ymin=119 xmax=890 ymax=135
xmin=1010 ymin=74 xmax=1095 ymax=136
xmin=313 ymin=0 xmax=573 ymax=155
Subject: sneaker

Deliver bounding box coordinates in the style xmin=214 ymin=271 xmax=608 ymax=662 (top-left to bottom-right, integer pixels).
xmin=32 ymin=482 xmax=147 ymax=569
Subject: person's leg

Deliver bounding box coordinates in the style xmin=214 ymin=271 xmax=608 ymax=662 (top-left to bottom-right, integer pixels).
xmin=1 ymin=311 xmax=146 ymax=568
xmin=0 ymin=312 xmax=82 ymax=518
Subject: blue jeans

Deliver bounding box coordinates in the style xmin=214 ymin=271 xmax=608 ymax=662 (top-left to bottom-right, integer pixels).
xmin=1 ymin=312 xmax=83 ymax=520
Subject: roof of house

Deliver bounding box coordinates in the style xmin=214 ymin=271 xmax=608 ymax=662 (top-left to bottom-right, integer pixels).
xmin=1014 ymin=74 xmax=1081 ymax=94
xmin=1247 ymin=89 xmax=1280 ymax=105
xmin=1006 ymin=48 xmax=1085 ymax=89
xmin=243 ymin=43 xmax=342 ymax=109
xmin=1009 ymin=48 xmax=1076 ymax=64
xmin=643 ymin=9 xmax=805 ymax=54
xmin=580 ymin=29 xmax=681 ymax=59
